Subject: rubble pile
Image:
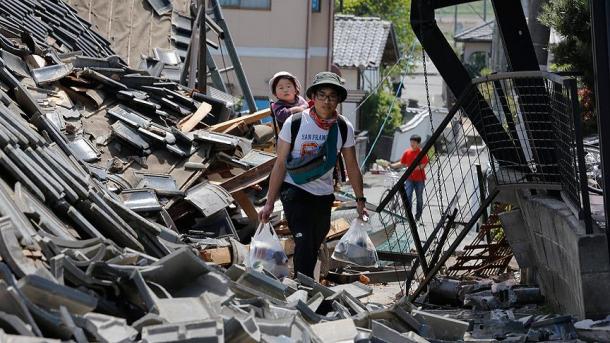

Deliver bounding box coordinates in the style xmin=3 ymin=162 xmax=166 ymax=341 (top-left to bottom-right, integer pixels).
xmin=416 ymin=275 xmax=610 ymax=342
xmin=0 ymin=1 xmax=431 ymax=342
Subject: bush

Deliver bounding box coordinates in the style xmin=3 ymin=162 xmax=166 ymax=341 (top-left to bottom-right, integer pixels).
xmin=360 ymin=88 xmax=403 ymax=136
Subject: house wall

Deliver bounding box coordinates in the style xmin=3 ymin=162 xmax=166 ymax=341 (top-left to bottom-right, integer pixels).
xmin=213 ymin=0 xmax=334 ymax=99
xmin=339 ymin=68 xmax=362 ymax=130
xmin=391 ymin=109 xmax=447 ymax=161
xmin=463 ymin=42 xmax=492 ymax=63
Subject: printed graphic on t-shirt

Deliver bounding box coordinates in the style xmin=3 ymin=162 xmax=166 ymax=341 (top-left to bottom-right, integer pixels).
xmin=301 ymin=142 xmax=320 ymax=157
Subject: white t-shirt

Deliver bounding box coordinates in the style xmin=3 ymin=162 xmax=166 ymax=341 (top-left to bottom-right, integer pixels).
xmin=279 ymin=109 xmax=356 ymax=195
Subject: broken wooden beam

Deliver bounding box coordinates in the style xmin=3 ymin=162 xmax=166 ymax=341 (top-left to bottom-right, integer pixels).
xmin=209 ymin=108 xmax=271 ymax=132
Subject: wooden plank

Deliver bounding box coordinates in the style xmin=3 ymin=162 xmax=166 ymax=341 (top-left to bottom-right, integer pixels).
xmin=220 ymin=157 xmax=276 ymax=194
xmin=209 ymin=108 xmax=271 ymax=132
xmin=200 ymin=247 xmax=232 ymax=266
xmin=327 ymin=218 xmax=351 ymax=240
xmin=232 ymin=190 xmax=259 ymax=225
xmin=177 ymin=101 xmax=212 ymax=133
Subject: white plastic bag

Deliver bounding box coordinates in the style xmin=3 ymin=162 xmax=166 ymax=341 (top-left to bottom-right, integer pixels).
xmin=247 ymin=223 xmax=289 ymax=279
xmin=331 ymin=218 xmax=379 ymax=267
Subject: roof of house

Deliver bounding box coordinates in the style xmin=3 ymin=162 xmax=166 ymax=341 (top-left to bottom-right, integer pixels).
xmin=454 ymin=21 xmax=495 ymax=43
xmin=333 ymin=14 xmax=399 ymax=69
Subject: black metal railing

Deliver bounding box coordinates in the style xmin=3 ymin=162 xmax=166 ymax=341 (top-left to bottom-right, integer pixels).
xmin=376 ymin=71 xmax=593 ymax=298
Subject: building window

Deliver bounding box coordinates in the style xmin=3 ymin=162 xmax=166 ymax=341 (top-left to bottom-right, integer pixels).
xmin=312 ymin=0 xmax=321 ymax=12
xmin=218 ymin=0 xmax=271 ymax=10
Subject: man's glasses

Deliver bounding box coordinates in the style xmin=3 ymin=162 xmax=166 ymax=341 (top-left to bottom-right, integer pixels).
xmin=314 ymin=93 xmax=339 ymax=102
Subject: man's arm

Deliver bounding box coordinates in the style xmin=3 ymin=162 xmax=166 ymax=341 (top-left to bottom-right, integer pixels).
xmin=342 ymin=146 xmax=367 ymax=218
xmin=390 ymin=161 xmax=403 ymax=169
xmin=258 ymin=139 xmax=291 ymax=222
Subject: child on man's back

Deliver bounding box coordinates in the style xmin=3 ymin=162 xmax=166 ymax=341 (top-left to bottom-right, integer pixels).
xmin=269 ymin=71 xmax=309 ymax=127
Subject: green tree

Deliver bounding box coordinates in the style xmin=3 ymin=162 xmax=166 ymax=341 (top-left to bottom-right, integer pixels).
xmin=539 ymin=0 xmax=591 ymax=90
xmin=539 ymin=0 xmax=596 ymax=131
xmin=360 ymin=89 xmax=403 ymax=136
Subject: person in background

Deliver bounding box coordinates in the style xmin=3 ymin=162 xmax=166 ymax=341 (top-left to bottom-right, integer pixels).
xmin=259 ymin=72 xmax=366 ymax=278
xmin=269 ymin=71 xmax=309 ymax=127
xmin=392 ymin=134 xmax=428 ymax=222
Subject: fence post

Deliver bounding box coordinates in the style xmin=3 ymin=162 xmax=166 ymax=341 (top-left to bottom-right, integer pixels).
xmin=567 ymin=78 xmax=593 ymax=234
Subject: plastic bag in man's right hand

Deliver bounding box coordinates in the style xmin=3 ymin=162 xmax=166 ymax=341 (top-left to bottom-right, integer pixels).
xmin=331 ymin=218 xmax=379 ymax=267
xmin=247 ymin=223 xmax=289 ymax=279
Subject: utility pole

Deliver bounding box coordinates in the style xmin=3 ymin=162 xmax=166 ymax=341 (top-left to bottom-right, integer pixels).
xmin=483 ymin=0 xmax=487 ymax=21
xmin=197 ymin=0 xmax=207 ymax=93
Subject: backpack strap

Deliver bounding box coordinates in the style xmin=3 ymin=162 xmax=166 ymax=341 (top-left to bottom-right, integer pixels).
xmin=269 ymin=100 xmax=280 ymax=142
xmin=337 ymin=116 xmax=348 ymax=148
xmin=336 ymin=116 xmax=348 ymax=182
xmin=289 ymin=112 xmax=303 ymax=153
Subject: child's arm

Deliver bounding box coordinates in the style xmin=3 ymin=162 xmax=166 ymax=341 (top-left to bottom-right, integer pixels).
xmin=271 ymin=102 xmax=293 ymax=123
xmin=289 ymin=105 xmax=307 ymax=113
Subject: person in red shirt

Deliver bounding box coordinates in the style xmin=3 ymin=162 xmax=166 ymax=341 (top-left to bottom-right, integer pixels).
xmin=392 ymin=135 xmax=429 ymax=222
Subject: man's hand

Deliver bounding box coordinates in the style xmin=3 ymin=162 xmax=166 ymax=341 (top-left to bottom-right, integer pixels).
xmin=258 ymin=202 xmax=274 ymax=223
xmin=357 ymin=201 xmax=368 ymax=220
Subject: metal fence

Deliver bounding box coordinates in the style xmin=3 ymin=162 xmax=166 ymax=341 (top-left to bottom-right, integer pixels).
xmin=376 ymin=71 xmax=592 ymax=299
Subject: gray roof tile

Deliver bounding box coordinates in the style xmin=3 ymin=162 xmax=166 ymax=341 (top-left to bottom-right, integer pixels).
xmin=333 ymin=14 xmax=396 ymax=68
xmin=454 ymin=20 xmax=494 ymax=43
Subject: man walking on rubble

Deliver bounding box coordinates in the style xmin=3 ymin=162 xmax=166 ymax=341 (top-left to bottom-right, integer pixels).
xmin=258 ymin=72 xmax=367 ymax=278
xmin=392 ymin=134 xmax=428 ymax=223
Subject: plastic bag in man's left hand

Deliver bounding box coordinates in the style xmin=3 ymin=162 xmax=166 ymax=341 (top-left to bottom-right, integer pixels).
xmin=331 ymin=218 xmax=379 ymax=267
xmin=247 ymin=223 xmax=289 ymax=279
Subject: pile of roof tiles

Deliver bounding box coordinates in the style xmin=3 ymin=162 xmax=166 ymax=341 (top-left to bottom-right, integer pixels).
xmin=0 ymin=24 xmax=430 ymax=341
xmin=0 ymin=0 xmax=115 ymax=58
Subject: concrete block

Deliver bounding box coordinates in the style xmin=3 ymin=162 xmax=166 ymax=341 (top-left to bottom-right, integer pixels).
xmin=255 ymin=317 xmax=295 ymax=337
xmin=142 ymin=247 xmax=223 ymax=296
xmin=412 ymin=309 xmax=470 ymax=341
xmin=237 ymin=269 xmax=288 ymax=301
xmin=306 ymin=292 xmax=324 ymax=312
xmin=0 ymin=329 xmax=62 ymax=342
xmin=297 ymin=273 xmax=335 ymax=297
xmin=141 ymin=319 xmax=223 ymax=343
xmin=581 ymin=271 xmax=610 ymax=319
xmin=223 ymin=313 xmax=261 ymax=343
xmin=311 ymin=318 xmax=358 ymax=342
xmin=17 ymin=275 xmax=97 ymax=315
xmin=81 ymin=313 xmax=138 ymax=343
xmin=154 ymin=297 xmax=217 ymax=324
xmin=131 ymin=313 xmax=166 ymax=332
xmin=225 ymin=264 xmax=246 ymax=281
xmin=371 ymin=320 xmax=403 ymax=342
xmin=390 ymin=304 xmax=422 ymax=332
xmin=578 ymin=235 xmax=610 ymax=274
xmin=286 ymin=290 xmax=308 ymax=304
xmin=329 ymin=282 xmax=373 ymax=299
xmin=574 ymin=316 xmax=610 ymax=342
xmin=332 ymin=300 xmax=352 ymax=318
xmin=265 ymin=304 xmax=298 ymax=320
xmin=403 ymin=331 xmax=431 ymax=343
